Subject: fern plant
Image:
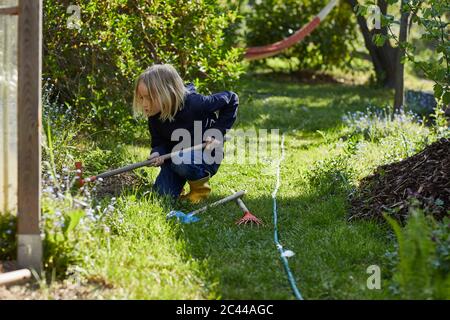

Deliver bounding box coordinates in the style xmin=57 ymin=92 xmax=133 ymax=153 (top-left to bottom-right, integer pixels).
xmin=385 ymin=205 xmax=450 ymax=299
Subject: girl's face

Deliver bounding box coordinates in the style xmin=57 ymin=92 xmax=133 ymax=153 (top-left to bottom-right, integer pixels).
xmin=137 ymin=82 xmax=161 ymax=117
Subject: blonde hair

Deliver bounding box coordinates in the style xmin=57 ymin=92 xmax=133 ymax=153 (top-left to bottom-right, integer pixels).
xmin=133 ymin=64 xmax=188 ymax=121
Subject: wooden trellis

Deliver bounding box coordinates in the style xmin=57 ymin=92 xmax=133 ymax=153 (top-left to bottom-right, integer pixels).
xmin=0 ymin=0 xmax=42 ymax=276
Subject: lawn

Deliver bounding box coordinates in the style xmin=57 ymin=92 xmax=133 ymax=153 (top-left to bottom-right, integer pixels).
xmin=1 ymin=0 xmax=448 ymax=302
xmin=36 ymin=75 xmax=417 ymax=300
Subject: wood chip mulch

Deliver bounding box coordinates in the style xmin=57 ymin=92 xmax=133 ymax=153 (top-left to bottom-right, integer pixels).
xmin=349 ymin=137 xmax=450 ymax=223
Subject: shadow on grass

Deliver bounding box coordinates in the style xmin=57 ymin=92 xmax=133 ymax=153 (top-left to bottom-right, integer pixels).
xmin=236 ymin=77 xmax=392 ymax=134
xmin=157 ymin=147 xmax=390 ymax=299
xmin=85 ymin=76 xmax=395 ymax=299
xmin=170 ymin=187 xmax=392 ymax=299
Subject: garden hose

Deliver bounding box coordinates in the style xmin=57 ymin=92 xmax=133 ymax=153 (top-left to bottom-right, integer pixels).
xmin=272 ymin=133 xmax=304 ymax=300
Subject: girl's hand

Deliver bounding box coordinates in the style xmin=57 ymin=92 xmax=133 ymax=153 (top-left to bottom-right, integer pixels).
xmin=148 ymin=152 xmax=164 ymax=167
xmin=205 ymin=136 xmax=222 ymax=150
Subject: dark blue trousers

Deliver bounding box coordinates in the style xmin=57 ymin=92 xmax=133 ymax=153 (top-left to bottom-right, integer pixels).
xmin=153 ymin=150 xmax=220 ymax=198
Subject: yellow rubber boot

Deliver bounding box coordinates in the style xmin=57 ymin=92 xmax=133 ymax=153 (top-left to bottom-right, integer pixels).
xmin=180 ymin=174 xmax=211 ymax=204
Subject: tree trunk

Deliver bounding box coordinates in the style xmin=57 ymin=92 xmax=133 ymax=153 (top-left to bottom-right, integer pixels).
xmin=393 ymin=2 xmax=411 ymax=111
xmin=347 ymin=0 xmax=398 ymax=88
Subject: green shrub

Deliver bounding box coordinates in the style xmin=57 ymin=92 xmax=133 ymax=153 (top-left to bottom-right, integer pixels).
xmin=243 ymin=0 xmax=356 ymax=71
xmin=385 ymin=207 xmax=450 ymax=299
xmin=342 ymin=106 xmax=435 ymax=163
xmin=306 ymin=154 xmax=355 ymax=197
xmin=43 ymin=0 xmax=245 ymax=131
xmin=342 ymin=106 xmax=429 ymax=144
xmin=42 ymin=96 xmax=132 ymax=183
xmin=0 ymin=212 xmax=16 ymax=260
xmin=41 ymin=198 xmax=86 ymax=276
xmin=40 ymin=155 xmax=122 ymax=278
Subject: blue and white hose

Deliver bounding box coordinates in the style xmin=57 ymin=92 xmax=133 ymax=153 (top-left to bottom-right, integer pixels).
xmin=272 ymin=133 xmax=304 ymax=300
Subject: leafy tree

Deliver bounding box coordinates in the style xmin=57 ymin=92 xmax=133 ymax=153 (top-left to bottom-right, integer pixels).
xmin=43 ymin=0 xmax=244 ymax=130
xmin=348 ymin=0 xmax=400 ymax=88
xmin=350 ymin=0 xmax=449 ymax=109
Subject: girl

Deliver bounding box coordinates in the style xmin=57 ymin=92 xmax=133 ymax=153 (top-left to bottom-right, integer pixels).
xmin=133 ymin=64 xmax=239 ymax=203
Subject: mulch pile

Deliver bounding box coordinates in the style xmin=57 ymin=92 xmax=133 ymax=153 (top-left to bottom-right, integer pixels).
xmin=349 ymin=138 xmax=450 ymax=223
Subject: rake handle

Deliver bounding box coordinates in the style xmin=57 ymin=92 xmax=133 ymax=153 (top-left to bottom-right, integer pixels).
xmin=190 ymin=190 xmax=246 ymax=216
xmin=236 ymin=197 xmax=250 ymax=213
xmin=83 ymin=142 xmax=207 ymax=183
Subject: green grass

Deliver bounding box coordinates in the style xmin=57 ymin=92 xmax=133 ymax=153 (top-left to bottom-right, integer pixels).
xmin=78 ymin=78 xmax=390 ymax=299
xmin=81 ymin=196 xmax=215 ymax=299
xmin=34 ymin=75 xmax=444 ymax=299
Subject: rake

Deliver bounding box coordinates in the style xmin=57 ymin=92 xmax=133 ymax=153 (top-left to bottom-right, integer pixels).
xmin=167 ymin=190 xmax=246 ymax=223
xmin=75 ymin=142 xmax=207 ymax=187
xmin=75 ymin=142 xmax=263 ymax=226
xmin=235 ymin=196 xmax=263 ymax=225
xmin=167 ymin=190 xmax=263 ymax=225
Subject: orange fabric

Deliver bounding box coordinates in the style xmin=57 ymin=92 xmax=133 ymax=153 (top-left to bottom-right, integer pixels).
xmin=245 ymin=16 xmax=321 ymax=61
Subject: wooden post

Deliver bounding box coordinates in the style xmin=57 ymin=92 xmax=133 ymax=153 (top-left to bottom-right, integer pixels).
xmin=17 ymin=0 xmax=42 ymax=273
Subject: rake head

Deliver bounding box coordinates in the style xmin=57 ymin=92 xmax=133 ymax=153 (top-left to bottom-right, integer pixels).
xmin=236 ymin=211 xmax=263 ymax=226
xmin=166 ymin=211 xmax=200 ymax=224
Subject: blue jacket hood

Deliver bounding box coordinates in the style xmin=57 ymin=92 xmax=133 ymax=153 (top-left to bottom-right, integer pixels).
xmin=185 ymin=82 xmax=197 ymax=94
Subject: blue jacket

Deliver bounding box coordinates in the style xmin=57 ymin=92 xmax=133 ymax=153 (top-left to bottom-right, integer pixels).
xmin=148 ymin=83 xmax=239 ymax=155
